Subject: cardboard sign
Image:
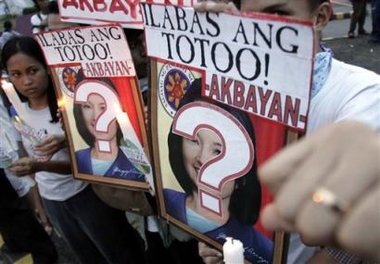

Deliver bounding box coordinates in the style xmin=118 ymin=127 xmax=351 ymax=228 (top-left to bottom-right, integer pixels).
xmin=58 ymin=0 xmax=195 ymax=29
xmin=36 ymin=24 xmax=153 ymax=191
xmin=144 ymin=4 xmax=314 ymax=263
xmin=143 ymin=3 xmax=314 ymax=130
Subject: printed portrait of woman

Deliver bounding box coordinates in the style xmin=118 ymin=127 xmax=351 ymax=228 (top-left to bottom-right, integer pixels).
xmin=163 ymin=79 xmax=274 ymax=263
xmin=72 ymin=76 xmax=146 ymax=182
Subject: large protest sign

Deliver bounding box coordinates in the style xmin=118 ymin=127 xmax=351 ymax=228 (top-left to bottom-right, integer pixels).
xmin=35 ymin=24 xmax=154 ymax=192
xmin=58 ymin=0 xmax=195 ymax=29
xmin=143 ymin=3 xmax=314 ymax=263
xmin=144 ymin=3 xmax=314 ymax=130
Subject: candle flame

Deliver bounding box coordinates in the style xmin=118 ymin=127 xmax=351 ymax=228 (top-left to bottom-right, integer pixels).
xmin=57 ymin=98 xmax=66 ymax=109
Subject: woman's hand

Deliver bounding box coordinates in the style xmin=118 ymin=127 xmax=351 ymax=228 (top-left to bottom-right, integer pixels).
xmin=198 ymin=242 xmax=223 ymax=264
xmin=34 ymin=134 xmax=66 ymax=157
xmin=9 ymin=157 xmax=37 ymax=176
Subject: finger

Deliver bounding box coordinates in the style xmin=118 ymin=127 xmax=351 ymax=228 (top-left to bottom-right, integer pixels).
xmin=193 ymin=1 xmax=230 ymax=13
xmin=203 ymin=256 xmax=223 ymax=264
xmin=260 ymin=203 xmax=294 ymax=231
xmin=226 ymin=2 xmax=239 ymax=14
xmin=338 ymin=186 xmax=380 ymax=261
xmin=198 ymin=242 xmax=223 ymax=257
xmin=273 ymin=140 xmax=335 ymax=223
xmin=198 ymin=242 xmax=223 ymax=264
xmin=34 ymin=136 xmax=52 ymax=148
xmin=193 ymin=2 xmax=210 ymax=12
xmin=258 ymin=136 xmax=314 ymax=194
xmin=294 ymin=134 xmax=379 ymax=245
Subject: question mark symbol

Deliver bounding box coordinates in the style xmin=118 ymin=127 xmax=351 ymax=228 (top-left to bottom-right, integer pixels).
xmin=173 ymin=101 xmax=254 ymax=217
xmin=75 ymin=80 xmax=120 ymax=152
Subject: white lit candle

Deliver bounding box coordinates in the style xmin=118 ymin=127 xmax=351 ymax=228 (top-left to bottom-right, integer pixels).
xmin=1 ymin=79 xmax=27 ymax=122
xmin=223 ymin=237 xmax=244 ymax=264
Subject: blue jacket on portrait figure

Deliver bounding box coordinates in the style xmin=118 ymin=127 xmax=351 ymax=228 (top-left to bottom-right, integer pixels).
xmin=75 ymin=148 xmax=145 ymax=181
xmin=163 ymin=189 xmax=273 ymax=264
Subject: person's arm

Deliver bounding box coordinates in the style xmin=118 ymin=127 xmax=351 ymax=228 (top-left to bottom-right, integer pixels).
xmin=24 ymin=182 xmax=53 ymax=236
xmin=9 ymin=157 xmax=72 ymax=176
xmin=6 ymin=171 xmax=53 ymax=235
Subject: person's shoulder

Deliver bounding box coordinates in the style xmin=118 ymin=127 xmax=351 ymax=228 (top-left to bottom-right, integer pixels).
xmin=330 ymin=59 xmax=380 ymax=87
xmin=75 ymin=148 xmax=91 ymax=158
xmin=332 ymin=59 xmax=380 ymax=78
xmin=163 ymin=188 xmax=185 ymax=201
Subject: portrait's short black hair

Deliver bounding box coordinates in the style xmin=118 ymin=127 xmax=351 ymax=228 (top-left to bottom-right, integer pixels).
xmin=167 ymin=79 xmax=262 ymax=225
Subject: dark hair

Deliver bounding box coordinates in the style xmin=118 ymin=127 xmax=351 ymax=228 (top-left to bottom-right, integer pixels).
xmin=32 ymin=0 xmax=48 ymax=11
xmin=167 ymin=79 xmax=261 ymax=225
xmin=1 ymin=36 xmax=58 ymax=123
xmin=73 ymin=74 xmax=123 ymax=147
xmin=48 ymin=0 xmax=59 ymax=14
xmin=3 ymin=20 xmax=12 ymax=31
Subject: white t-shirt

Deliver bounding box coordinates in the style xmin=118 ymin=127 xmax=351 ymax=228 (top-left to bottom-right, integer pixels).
xmin=30 ymin=12 xmax=48 ymax=34
xmin=18 ymin=103 xmax=88 ymax=201
xmin=1 ymin=96 xmax=33 ymax=197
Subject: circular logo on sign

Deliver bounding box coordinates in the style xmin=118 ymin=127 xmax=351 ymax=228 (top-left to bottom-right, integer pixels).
xmin=158 ymin=64 xmax=196 ymax=117
xmin=57 ymin=66 xmax=81 ymax=98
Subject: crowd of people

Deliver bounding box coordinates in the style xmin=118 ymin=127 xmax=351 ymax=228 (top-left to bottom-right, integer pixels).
xmin=0 ymin=0 xmax=379 ymax=264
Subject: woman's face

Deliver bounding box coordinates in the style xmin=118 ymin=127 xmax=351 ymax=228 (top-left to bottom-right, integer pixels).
xmin=182 ymin=129 xmax=235 ymax=198
xmin=81 ymin=93 xmax=118 ymax=141
xmin=7 ymin=53 xmax=49 ymax=100
xmin=240 ymin=0 xmax=314 ymax=20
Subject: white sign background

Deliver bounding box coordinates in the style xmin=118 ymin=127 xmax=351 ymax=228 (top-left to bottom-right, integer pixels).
xmin=35 ymin=25 xmax=136 ymax=78
xmin=142 ymin=4 xmax=315 ymax=130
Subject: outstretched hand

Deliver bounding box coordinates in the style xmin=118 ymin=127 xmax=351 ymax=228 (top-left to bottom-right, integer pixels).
xmin=259 ymin=121 xmax=380 ymax=261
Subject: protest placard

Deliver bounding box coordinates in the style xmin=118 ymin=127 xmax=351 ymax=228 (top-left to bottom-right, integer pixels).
xmin=36 ymin=24 xmax=153 ymax=191
xmin=143 ymin=3 xmax=314 ymax=263
xmin=58 ymin=0 xmax=195 ymax=29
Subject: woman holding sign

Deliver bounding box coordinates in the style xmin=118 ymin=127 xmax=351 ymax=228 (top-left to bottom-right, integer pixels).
xmin=2 ymin=36 xmax=146 ymax=264
xmin=164 ymin=79 xmax=273 ymax=264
